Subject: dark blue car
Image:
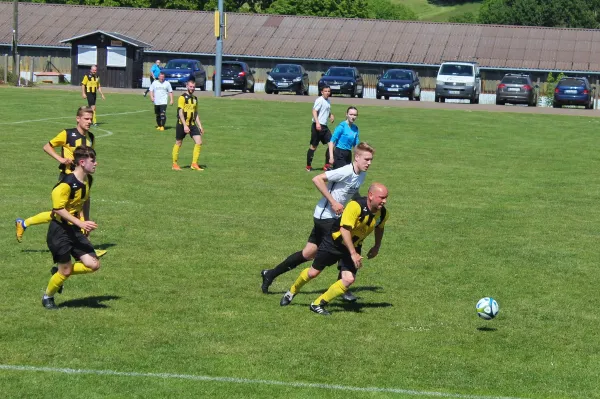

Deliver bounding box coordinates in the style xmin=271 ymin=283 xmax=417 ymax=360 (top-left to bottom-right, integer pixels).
xmin=376 ymin=69 xmax=421 ymax=100
xmin=553 ymin=77 xmax=594 ymax=109
xmin=162 ymin=59 xmax=207 ymax=91
xmin=318 ymin=67 xmax=364 ymax=98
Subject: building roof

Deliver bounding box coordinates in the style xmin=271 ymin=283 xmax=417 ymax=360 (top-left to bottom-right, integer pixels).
xmin=2 ymin=1 xmax=600 ymax=72
xmin=60 ymin=30 xmax=152 ymax=48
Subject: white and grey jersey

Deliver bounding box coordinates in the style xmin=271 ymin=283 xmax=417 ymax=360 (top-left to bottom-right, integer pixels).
xmin=312 ymin=96 xmax=331 ymax=126
xmin=313 ymin=163 xmax=366 ymax=220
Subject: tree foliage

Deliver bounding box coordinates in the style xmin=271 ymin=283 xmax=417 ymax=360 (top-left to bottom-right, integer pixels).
xmin=266 ymin=0 xmax=371 ymax=19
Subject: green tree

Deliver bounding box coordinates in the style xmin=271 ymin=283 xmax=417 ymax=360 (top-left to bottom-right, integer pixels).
xmin=367 ymin=0 xmax=417 ymax=20
xmin=267 ymin=0 xmax=416 ymax=20
xmin=448 ymin=11 xmax=477 ymax=23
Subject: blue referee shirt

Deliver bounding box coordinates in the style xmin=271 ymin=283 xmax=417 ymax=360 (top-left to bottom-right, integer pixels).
xmin=151 ymin=64 xmax=161 ymax=78
xmin=331 ymin=121 xmax=359 ymax=150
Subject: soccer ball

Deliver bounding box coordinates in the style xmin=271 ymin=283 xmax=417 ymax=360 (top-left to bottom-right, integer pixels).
xmin=476 ymin=297 xmax=499 ymax=320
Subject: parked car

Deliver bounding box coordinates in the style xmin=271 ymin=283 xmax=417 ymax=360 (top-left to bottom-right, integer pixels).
xmin=496 ymin=74 xmax=538 ymax=106
xmin=553 ymin=77 xmax=594 ymax=109
xmin=162 ymin=59 xmax=206 ymax=90
xmin=435 ymin=61 xmax=480 ymax=104
xmin=265 ymin=64 xmax=309 ymax=95
xmin=213 ymin=61 xmax=255 ymax=93
xmin=318 ymin=67 xmax=364 ymax=98
xmin=376 ymin=69 xmax=421 ymax=100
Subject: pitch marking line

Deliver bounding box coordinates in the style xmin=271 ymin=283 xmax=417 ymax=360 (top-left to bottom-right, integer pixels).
xmin=0 ymin=110 xmax=149 ymax=125
xmin=0 ymin=364 xmax=527 ymax=399
xmin=42 ymin=120 xmax=114 ymax=138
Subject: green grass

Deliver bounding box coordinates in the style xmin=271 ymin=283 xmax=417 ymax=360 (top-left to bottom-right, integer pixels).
xmin=1 ymin=86 xmax=600 ymax=398
xmin=393 ymin=0 xmax=482 ymax=21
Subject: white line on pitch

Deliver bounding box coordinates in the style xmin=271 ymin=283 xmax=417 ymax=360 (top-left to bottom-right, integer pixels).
xmin=0 ymin=364 xmax=528 ymax=399
xmin=42 ymin=120 xmax=113 ymax=138
xmin=0 ymin=110 xmax=149 ymax=125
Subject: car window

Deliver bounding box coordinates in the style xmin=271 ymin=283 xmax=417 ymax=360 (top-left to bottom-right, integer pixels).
xmin=326 ymin=68 xmax=353 ymax=77
xmin=223 ymin=63 xmax=243 ymax=73
xmin=165 ymin=61 xmax=192 ymax=69
xmin=502 ymin=77 xmax=529 ymax=85
xmin=439 ymin=64 xmax=473 ymax=77
xmin=384 ymin=71 xmax=412 ymax=80
xmin=559 ymin=79 xmax=586 ymax=87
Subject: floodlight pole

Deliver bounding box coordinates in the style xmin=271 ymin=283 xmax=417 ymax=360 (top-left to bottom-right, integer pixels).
xmin=13 ymin=0 xmax=19 ymax=85
xmin=214 ymin=0 xmax=224 ymax=97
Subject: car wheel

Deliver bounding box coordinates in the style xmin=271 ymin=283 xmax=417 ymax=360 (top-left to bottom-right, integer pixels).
xmin=376 ymin=94 xmax=381 ymax=100
xmin=304 ymin=85 xmax=309 ymax=95
xmin=249 ymin=83 xmax=255 ymax=93
xmin=358 ymin=88 xmax=364 ymax=99
xmin=384 ymin=96 xmax=389 ymax=100
xmin=415 ymin=95 xmax=421 ymax=101
xmin=435 ymin=95 xmax=439 ymax=102
xmin=440 ymin=97 xmax=445 ymax=103
xmin=265 ymin=88 xmax=273 ymax=94
xmin=296 ymin=87 xmax=303 ymax=95
xmin=553 ymin=102 xmax=561 ymax=108
xmin=274 ymin=91 xmax=279 ymax=95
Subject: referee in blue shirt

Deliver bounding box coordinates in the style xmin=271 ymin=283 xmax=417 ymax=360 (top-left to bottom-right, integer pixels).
xmin=328 ymin=106 xmax=360 ymax=169
xmin=144 ymin=59 xmax=162 ymax=97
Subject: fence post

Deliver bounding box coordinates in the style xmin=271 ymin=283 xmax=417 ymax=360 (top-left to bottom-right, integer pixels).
xmin=595 ymin=80 xmax=598 ymax=110
xmin=3 ymin=54 xmax=7 ymax=83
xmin=15 ymin=54 xmax=20 ymax=86
xmin=30 ymin=57 xmax=34 ymax=84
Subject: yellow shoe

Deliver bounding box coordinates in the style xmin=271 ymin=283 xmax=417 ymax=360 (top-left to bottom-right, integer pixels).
xmin=96 ymin=249 xmax=107 ymax=258
xmin=160 ymin=126 xmax=165 ymax=131
xmin=172 ymin=163 xmax=182 ymax=171
xmin=15 ymin=218 xmax=26 ymax=243
xmin=190 ymin=163 xmax=204 ymax=171
xmin=156 ymin=126 xmax=161 ymax=130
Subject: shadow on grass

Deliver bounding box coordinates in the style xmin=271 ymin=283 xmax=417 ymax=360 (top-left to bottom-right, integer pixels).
xmin=477 ymin=326 xmax=497 ymax=332
xmin=22 ymin=242 xmax=116 ymax=254
xmin=330 ymin=301 xmax=393 ymax=313
xmin=59 ymin=295 xmax=121 ymax=309
xmin=94 ymin=243 xmax=117 ymax=250
xmin=268 ymin=285 xmax=384 ymax=296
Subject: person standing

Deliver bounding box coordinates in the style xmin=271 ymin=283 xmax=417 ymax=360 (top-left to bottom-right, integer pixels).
xmin=42 ymin=146 xmax=102 ymax=310
xmin=328 ymin=106 xmax=359 ymax=169
xmin=144 ymin=59 xmax=162 ymax=97
xmin=172 ymin=80 xmax=205 ymax=171
xmin=81 ymin=65 xmax=105 ymax=126
xmin=306 ymin=86 xmax=334 ymax=172
xmin=149 ymin=72 xmax=174 ymax=131
xmin=262 ymin=142 xmax=375 ymax=302
xmin=280 ymin=183 xmax=389 ymax=316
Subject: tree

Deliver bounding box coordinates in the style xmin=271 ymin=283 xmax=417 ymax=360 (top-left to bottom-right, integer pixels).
xmin=367 ymin=0 xmax=417 ymax=20
xmin=267 ymin=0 xmax=415 ymax=20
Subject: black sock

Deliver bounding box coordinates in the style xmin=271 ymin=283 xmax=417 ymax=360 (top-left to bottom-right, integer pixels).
xmin=307 ymin=148 xmax=315 ymax=166
xmin=269 ymin=251 xmax=308 ymax=279
xmin=325 ymin=150 xmax=330 ymax=166
xmin=156 ymin=115 xmax=161 ymax=126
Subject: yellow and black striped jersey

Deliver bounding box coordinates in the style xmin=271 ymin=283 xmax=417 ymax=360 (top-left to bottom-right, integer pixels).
xmin=48 ymin=128 xmax=95 ymax=172
xmin=81 ymin=74 xmax=100 ymax=93
xmin=332 ymin=197 xmax=389 ymax=247
xmin=177 ymin=92 xmax=198 ymax=126
xmin=51 ymin=173 xmax=92 ymax=224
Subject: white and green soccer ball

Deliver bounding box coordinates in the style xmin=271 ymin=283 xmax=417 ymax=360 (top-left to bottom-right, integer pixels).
xmin=476 ymin=297 xmax=499 ymax=320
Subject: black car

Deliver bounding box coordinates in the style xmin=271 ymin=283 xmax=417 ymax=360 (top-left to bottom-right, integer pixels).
xmin=553 ymin=77 xmax=594 ymax=109
xmin=495 ymin=73 xmax=538 ymax=106
xmin=162 ymin=59 xmax=207 ymax=90
xmin=265 ymin=64 xmax=309 ymax=95
xmin=376 ymin=69 xmax=421 ymax=100
xmin=213 ymin=61 xmax=255 ymax=93
xmin=318 ymin=67 xmax=364 ymax=98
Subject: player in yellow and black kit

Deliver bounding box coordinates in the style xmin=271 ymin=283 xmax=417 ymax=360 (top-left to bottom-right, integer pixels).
xmin=42 ymin=147 xmax=102 ymax=310
xmin=172 ymin=79 xmax=205 ymax=171
xmin=280 ymin=183 xmax=390 ymax=316
xmin=81 ymin=65 xmax=105 ymax=126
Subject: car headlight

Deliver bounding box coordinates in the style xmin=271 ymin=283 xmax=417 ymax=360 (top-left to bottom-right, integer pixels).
xmin=293 ymin=77 xmax=302 ymax=82
xmin=318 ymin=80 xmax=324 ymax=85
xmin=267 ymin=75 xmax=274 ymax=81
xmin=377 ymin=82 xmax=384 ymax=87
xmin=436 ymin=79 xmax=444 ymax=85
xmin=349 ymin=81 xmax=354 ymax=86
xmin=403 ymin=84 xmax=410 ymax=88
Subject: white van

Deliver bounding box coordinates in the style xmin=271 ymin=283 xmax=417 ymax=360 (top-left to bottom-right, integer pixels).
xmin=435 ymin=61 xmax=481 ymax=104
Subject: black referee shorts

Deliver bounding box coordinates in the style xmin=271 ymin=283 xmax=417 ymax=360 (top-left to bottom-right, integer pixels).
xmin=333 ymin=148 xmax=352 ymax=169
xmin=310 ymin=123 xmax=331 ymax=147
xmin=86 ymin=92 xmax=97 ymax=106
xmin=47 ymin=220 xmax=96 ymax=264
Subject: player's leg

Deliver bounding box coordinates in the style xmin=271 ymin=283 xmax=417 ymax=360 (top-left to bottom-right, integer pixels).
xmin=190 ymin=127 xmax=203 ymax=170
xmin=172 ymin=125 xmax=185 ymax=170
xmin=154 ymin=105 xmax=161 ymax=129
xmin=87 ymin=93 xmax=97 ymax=125
xmin=16 ymin=211 xmax=53 ymax=242
xmin=310 ymin=253 xmax=358 ymax=316
xmin=43 ymin=222 xmax=74 ymax=309
xmin=159 ymin=105 xmax=167 ymax=129
xmin=306 ymin=123 xmax=320 ymax=171
xmin=321 ymin=126 xmax=332 ymax=170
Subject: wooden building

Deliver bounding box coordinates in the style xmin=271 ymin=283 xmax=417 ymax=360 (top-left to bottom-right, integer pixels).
xmin=60 ymin=31 xmax=151 ymax=89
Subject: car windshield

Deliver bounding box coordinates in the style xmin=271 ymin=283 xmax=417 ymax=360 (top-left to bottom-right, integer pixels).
xmin=559 ymin=79 xmax=585 ymax=87
xmin=273 ymin=65 xmax=300 ymax=74
xmin=325 ymin=68 xmax=354 ymax=77
xmin=439 ymin=64 xmax=473 ymax=76
xmin=383 ymin=71 xmax=412 ymax=80
xmin=165 ymin=61 xmax=193 ymax=69
xmin=502 ymin=77 xmax=529 ymax=85
xmin=223 ymin=64 xmax=243 ymax=73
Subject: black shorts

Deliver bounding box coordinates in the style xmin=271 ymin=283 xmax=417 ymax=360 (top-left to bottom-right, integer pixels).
xmin=312 ymin=236 xmax=362 ymax=274
xmin=310 ymin=123 xmax=331 ymax=147
xmin=47 ymin=220 xmax=96 ymax=264
xmin=333 ymin=148 xmax=352 ymax=169
xmin=307 ymin=217 xmax=336 ymax=246
xmin=86 ymin=92 xmax=97 ymax=106
xmin=176 ymin=124 xmax=201 ymax=141
xmin=154 ymin=104 xmax=167 ymax=115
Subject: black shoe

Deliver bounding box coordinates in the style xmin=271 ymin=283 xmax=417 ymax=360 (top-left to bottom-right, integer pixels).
xmin=42 ymin=296 xmax=58 ymax=310
xmin=341 ymin=291 xmax=358 ymax=302
xmin=309 ymin=301 xmax=331 ymax=316
xmin=50 ymin=266 xmax=63 ymax=294
xmin=261 ymin=269 xmax=273 ymax=294
xmin=280 ymin=291 xmax=295 ymax=306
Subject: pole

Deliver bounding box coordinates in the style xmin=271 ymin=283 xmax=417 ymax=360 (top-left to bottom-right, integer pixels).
xmin=13 ymin=0 xmax=19 ymax=85
xmin=215 ymin=0 xmax=224 ymax=97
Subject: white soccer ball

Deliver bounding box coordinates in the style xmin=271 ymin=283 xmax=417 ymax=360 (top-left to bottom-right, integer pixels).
xmin=476 ymin=297 xmax=499 ymax=320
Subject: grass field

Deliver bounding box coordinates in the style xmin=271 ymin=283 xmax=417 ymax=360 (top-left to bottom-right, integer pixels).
xmin=394 ymin=0 xmax=482 ymax=21
xmin=1 ymin=86 xmax=599 ymax=398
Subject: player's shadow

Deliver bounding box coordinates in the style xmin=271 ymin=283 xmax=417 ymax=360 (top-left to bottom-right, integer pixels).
xmin=477 ymin=326 xmax=497 ymax=332
xmin=94 ymin=243 xmax=117 ymax=250
xmin=182 ymin=165 xmax=208 ymax=169
xmin=58 ymin=295 xmax=120 ymax=309
xmin=330 ymin=301 xmax=393 ymax=313
xmin=21 ymin=242 xmax=116 ymax=254
xmin=273 ymin=285 xmax=384 ymax=296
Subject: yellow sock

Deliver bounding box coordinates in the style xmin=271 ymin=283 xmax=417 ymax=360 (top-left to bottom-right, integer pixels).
xmin=93 ymin=111 xmax=97 ymax=124
xmin=71 ymin=262 xmax=94 ymax=275
xmin=313 ymin=279 xmax=348 ymax=305
xmin=25 ymin=211 xmax=52 ymax=227
xmin=192 ymin=144 xmax=202 ymax=164
xmin=290 ymin=268 xmax=313 ymax=295
xmin=45 ymin=272 xmax=67 ymax=296
xmin=172 ymin=144 xmax=180 ymax=164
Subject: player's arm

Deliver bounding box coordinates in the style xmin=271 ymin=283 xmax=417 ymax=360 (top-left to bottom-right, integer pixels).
xmin=328 ymin=125 xmax=341 ymax=163
xmin=52 ymin=184 xmax=97 ymax=232
xmin=149 ymin=82 xmax=155 ymax=102
xmin=367 ymin=226 xmax=384 ymax=259
xmin=81 ymin=76 xmax=87 ymax=99
xmin=44 ymin=131 xmax=71 ymax=165
xmin=312 ymin=173 xmax=343 ymax=215
xmin=195 ymin=106 xmax=204 ymax=134
xmin=340 ymin=226 xmax=362 ymax=268
xmin=168 ymin=89 xmax=174 ymax=105
xmin=312 ymin=101 xmax=321 ymax=130
xmin=339 ymin=202 xmax=363 ymax=268
xmin=97 ymin=80 xmax=105 ymax=100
